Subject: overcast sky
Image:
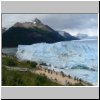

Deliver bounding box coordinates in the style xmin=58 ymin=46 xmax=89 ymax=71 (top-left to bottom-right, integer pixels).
xmin=2 ymin=14 xmax=98 ymax=36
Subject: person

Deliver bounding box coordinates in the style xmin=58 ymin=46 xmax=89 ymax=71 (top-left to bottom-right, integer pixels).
xmin=65 ymin=80 xmax=67 ymax=86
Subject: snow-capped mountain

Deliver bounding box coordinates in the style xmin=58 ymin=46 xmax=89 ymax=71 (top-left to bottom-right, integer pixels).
xmin=13 ymin=18 xmax=54 ymax=32
xmin=58 ymin=31 xmax=79 ymax=40
xmin=16 ymin=39 xmax=98 ymax=85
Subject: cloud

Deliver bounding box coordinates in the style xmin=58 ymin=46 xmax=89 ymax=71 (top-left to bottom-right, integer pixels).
xmin=2 ymin=14 xmax=48 ymax=28
xmin=2 ymin=14 xmax=98 ymax=36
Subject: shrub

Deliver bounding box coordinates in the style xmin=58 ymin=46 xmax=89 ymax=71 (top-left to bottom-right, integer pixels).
xmin=3 ymin=57 xmax=17 ymax=66
xmin=7 ymin=58 xmax=17 ymax=66
xmin=30 ymin=61 xmax=37 ymax=68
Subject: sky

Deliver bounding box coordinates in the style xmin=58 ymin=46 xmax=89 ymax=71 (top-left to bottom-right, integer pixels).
xmin=2 ymin=14 xmax=98 ymax=36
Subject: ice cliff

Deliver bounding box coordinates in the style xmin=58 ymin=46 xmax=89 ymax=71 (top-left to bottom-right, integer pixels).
xmin=16 ymin=40 xmax=98 ymax=70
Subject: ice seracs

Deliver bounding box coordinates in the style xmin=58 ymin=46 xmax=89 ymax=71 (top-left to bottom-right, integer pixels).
xmin=16 ymin=40 xmax=98 ymax=70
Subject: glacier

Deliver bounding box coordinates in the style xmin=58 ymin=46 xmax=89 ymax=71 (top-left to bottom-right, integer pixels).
xmin=16 ymin=39 xmax=98 ymax=85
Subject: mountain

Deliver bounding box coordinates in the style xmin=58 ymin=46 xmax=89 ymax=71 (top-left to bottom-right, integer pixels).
xmin=76 ymin=33 xmax=88 ymax=39
xmin=2 ymin=18 xmax=65 ymax=47
xmin=58 ymin=31 xmax=79 ymax=40
xmin=76 ymin=33 xmax=98 ymax=40
xmin=16 ymin=40 xmax=98 ymax=85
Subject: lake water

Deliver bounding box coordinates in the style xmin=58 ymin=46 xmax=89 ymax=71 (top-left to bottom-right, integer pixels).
xmin=2 ymin=48 xmax=17 ymax=55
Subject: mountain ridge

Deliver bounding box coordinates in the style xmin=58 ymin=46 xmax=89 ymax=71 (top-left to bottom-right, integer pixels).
xmin=58 ymin=31 xmax=79 ymax=40
xmin=2 ymin=18 xmax=65 ymax=47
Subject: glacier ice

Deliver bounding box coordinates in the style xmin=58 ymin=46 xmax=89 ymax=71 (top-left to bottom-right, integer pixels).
xmin=16 ymin=39 xmax=98 ymax=85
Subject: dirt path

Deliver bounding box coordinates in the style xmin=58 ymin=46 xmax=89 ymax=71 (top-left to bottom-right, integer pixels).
xmin=33 ymin=65 xmax=91 ymax=86
xmin=34 ymin=68 xmax=78 ymax=85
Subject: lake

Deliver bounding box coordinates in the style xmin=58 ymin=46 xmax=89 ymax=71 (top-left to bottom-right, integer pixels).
xmin=2 ymin=48 xmax=17 ymax=55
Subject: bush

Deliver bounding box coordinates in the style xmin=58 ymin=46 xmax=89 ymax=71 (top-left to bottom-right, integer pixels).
xmin=29 ymin=61 xmax=37 ymax=68
xmin=2 ymin=57 xmax=17 ymax=66
xmin=7 ymin=58 xmax=17 ymax=66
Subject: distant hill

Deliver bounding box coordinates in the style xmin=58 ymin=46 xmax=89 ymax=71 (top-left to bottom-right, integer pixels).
xmin=58 ymin=31 xmax=79 ymax=40
xmin=76 ymin=33 xmax=98 ymax=40
xmin=76 ymin=33 xmax=88 ymax=39
xmin=2 ymin=18 xmax=65 ymax=47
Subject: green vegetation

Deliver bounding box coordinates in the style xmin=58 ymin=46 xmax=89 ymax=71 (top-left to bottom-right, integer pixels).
xmin=27 ymin=61 xmax=37 ymax=69
xmin=2 ymin=56 xmax=17 ymax=66
xmin=2 ymin=66 xmax=61 ymax=86
xmin=2 ymin=56 xmax=37 ymax=69
xmin=2 ymin=56 xmax=61 ymax=86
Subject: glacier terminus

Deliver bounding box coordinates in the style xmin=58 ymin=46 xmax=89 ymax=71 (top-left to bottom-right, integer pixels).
xmin=16 ymin=39 xmax=98 ymax=85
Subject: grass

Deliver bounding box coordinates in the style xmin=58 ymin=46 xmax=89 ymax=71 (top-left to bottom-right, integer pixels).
xmin=2 ymin=56 xmax=37 ymax=69
xmin=2 ymin=56 xmax=17 ymax=66
xmin=2 ymin=66 xmax=61 ymax=86
xmin=2 ymin=56 xmax=61 ymax=86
